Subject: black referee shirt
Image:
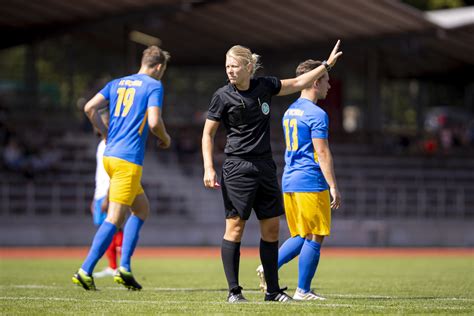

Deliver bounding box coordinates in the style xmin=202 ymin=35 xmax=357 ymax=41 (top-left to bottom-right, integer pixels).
xmin=207 ymin=76 xmax=281 ymax=159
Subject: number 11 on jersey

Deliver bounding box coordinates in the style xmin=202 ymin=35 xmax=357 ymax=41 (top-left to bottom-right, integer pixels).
xmin=283 ymin=118 xmax=298 ymax=151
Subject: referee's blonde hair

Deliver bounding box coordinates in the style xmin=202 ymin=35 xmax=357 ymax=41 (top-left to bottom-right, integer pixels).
xmin=226 ymin=45 xmax=261 ymax=77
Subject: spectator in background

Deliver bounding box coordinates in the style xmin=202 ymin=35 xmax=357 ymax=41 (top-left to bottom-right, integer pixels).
xmin=3 ymin=137 xmax=27 ymax=172
xmin=29 ymin=140 xmax=62 ymax=174
xmin=2 ymin=129 xmax=61 ymax=178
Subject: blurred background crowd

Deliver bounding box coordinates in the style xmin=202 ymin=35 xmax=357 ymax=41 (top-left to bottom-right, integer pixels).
xmin=0 ymin=0 xmax=473 ymax=247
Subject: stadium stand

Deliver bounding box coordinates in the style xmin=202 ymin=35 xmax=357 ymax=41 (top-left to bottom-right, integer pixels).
xmin=1 ymin=130 xmax=472 ymax=220
xmin=1 ymin=1 xmax=473 ymax=246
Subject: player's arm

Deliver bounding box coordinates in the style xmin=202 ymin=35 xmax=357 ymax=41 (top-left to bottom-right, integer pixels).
xmin=202 ymin=119 xmax=220 ymax=189
xmin=278 ymin=40 xmax=342 ymax=96
xmin=312 ymin=138 xmax=341 ymax=209
xmin=148 ymin=106 xmax=171 ymax=149
xmin=84 ymin=93 xmax=109 ymax=137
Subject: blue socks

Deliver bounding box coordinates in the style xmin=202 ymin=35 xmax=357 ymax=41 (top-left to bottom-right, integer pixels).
xmin=278 ymin=236 xmax=305 ymax=269
xmin=120 ymin=215 xmax=144 ymax=272
xmin=81 ymin=221 xmax=117 ymax=275
xmin=298 ymin=239 xmax=321 ymax=292
xmin=278 ymin=236 xmax=322 ymax=293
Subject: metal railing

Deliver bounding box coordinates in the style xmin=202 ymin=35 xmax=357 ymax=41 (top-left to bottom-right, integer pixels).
xmin=1 ymin=169 xmax=472 ymax=219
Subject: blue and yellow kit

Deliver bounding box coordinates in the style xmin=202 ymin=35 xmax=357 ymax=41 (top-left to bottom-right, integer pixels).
xmin=281 ymin=97 xmax=331 ymax=237
xmin=281 ymin=97 xmax=329 ymax=192
xmin=99 ymin=73 xmax=164 ymax=205
xmin=100 ymin=74 xmax=163 ymax=166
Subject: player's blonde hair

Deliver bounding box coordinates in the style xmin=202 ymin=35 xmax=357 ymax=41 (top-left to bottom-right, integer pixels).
xmin=142 ymin=45 xmax=171 ymax=67
xmin=226 ymin=45 xmax=261 ymax=77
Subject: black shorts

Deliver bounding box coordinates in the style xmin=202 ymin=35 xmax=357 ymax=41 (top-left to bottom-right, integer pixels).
xmin=221 ymin=157 xmax=284 ymax=220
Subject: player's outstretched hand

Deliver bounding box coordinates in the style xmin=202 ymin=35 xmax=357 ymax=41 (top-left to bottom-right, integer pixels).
xmin=327 ymin=40 xmax=343 ymax=68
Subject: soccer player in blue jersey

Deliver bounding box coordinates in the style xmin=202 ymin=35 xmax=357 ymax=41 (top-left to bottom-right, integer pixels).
xmin=257 ymin=59 xmax=341 ymax=300
xmin=72 ymin=46 xmax=171 ymax=291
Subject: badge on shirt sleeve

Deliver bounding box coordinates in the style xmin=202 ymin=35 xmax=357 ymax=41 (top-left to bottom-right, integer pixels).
xmin=261 ymin=102 xmax=270 ymax=115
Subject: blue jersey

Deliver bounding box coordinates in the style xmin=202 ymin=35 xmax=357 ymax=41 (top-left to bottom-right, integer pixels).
xmin=281 ymin=98 xmax=329 ymax=192
xmin=99 ymin=74 xmax=163 ymax=166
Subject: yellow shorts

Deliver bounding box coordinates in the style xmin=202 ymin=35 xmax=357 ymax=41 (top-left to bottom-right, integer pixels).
xmin=283 ymin=191 xmax=331 ymax=237
xmin=103 ymin=156 xmax=144 ymax=206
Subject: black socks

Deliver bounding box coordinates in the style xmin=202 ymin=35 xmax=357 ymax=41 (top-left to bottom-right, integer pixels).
xmin=221 ymin=239 xmax=241 ymax=290
xmin=222 ymin=238 xmax=280 ymax=293
xmin=260 ymin=239 xmax=280 ymax=293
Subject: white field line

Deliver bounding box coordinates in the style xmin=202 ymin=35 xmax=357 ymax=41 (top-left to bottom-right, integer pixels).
xmin=1 ymin=285 xmax=473 ymax=301
xmin=327 ymin=293 xmax=474 ymax=301
xmin=0 ymin=296 xmax=381 ymax=308
xmin=1 ymin=284 xmax=473 ymax=302
xmin=0 ymin=296 xmax=471 ymax=310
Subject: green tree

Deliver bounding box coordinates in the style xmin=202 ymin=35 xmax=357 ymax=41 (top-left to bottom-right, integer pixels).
xmin=402 ymin=0 xmax=470 ymax=10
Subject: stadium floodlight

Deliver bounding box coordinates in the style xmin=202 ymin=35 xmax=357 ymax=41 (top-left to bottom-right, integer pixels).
xmin=129 ymin=30 xmax=161 ymax=46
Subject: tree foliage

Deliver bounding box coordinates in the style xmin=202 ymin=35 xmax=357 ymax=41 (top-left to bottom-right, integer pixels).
xmin=401 ymin=0 xmax=473 ymax=10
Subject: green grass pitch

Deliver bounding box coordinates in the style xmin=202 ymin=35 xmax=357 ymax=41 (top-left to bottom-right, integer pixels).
xmin=1 ymin=254 xmax=473 ymax=314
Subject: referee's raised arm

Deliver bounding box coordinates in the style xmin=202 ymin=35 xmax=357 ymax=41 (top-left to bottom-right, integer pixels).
xmin=278 ymin=40 xmax=342 ymax=96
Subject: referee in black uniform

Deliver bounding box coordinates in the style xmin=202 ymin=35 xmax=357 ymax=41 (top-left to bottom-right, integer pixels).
xmin=202 ymin=41 xmax=342 ymax=303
